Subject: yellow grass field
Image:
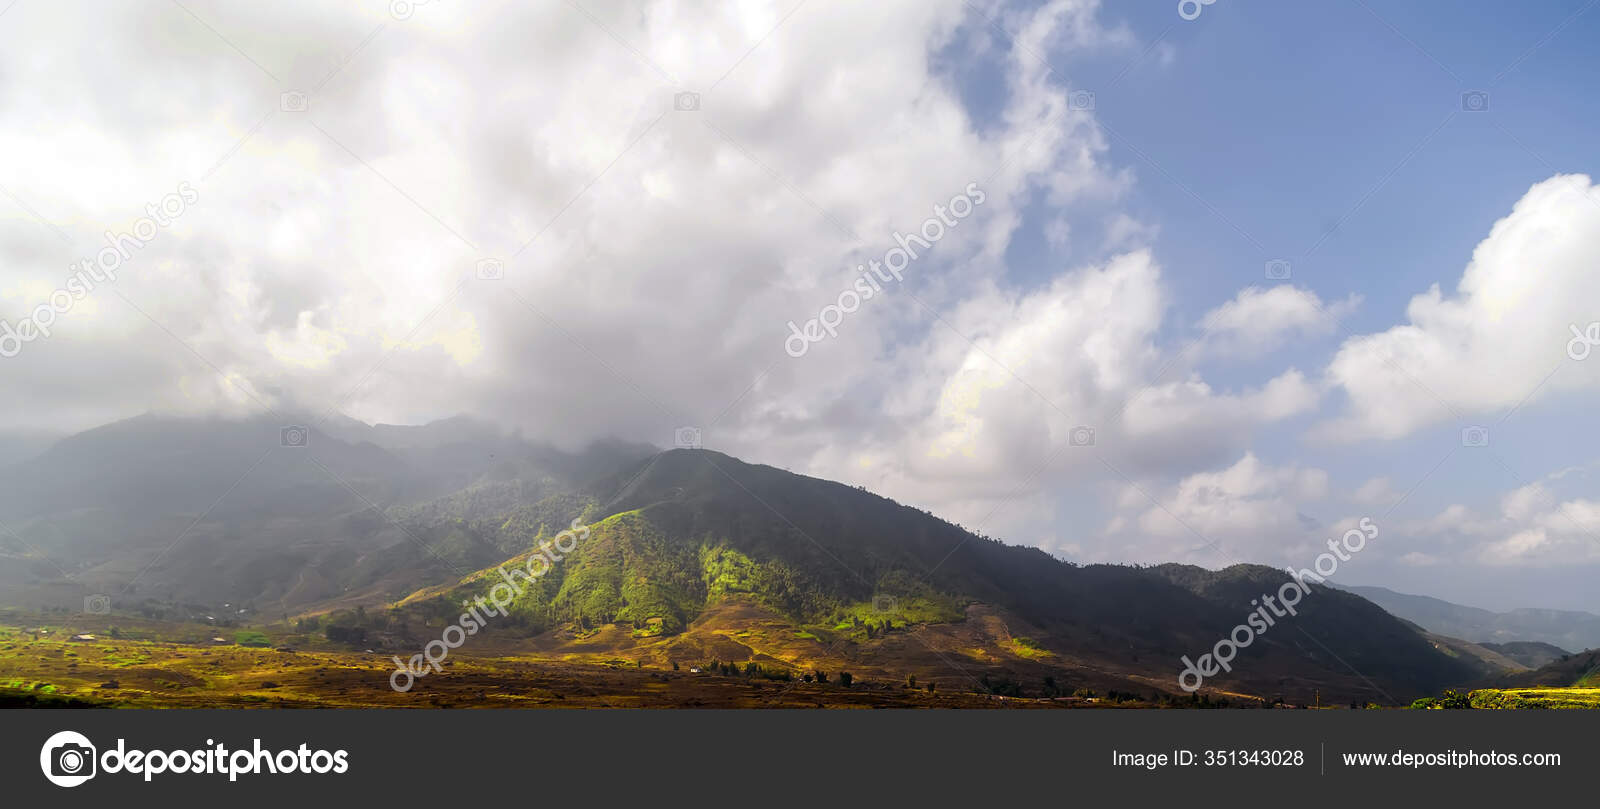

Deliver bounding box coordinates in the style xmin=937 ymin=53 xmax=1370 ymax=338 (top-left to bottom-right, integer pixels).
xmin=1468 ymin=688 xmax=1600 ymax=709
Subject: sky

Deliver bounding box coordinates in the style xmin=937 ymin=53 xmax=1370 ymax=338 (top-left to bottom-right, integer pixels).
xmin=0 ymin=0 xmax=1597 ymax=611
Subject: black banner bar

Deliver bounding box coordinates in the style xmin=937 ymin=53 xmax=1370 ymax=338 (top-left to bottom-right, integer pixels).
xmin=2 ymin=709 xmax=1590 ymax=803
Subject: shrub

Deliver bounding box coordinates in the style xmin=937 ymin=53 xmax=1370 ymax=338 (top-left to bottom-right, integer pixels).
xmin=234 ymin=630 xmax=271 ymax=648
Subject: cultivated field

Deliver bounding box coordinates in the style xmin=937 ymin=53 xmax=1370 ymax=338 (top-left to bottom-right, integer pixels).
xmin=0 ymin=617 xmax=1086 ymax=709
xmin=1468 ymin=688 xmax=1600 ymax=709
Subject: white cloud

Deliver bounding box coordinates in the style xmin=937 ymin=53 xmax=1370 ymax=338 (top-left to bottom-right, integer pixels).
xmin=1350 ymin=476 xmax=1398 ymax=507
xmin=1316 ymin=174 xmax=1600 ymax=441
xmin=1199 ymin=285 xmax=1357 ymax=358
xmin=799 ymin=247 xmax=1321 ymax=532
xmin=1372 ymin=461 xmax=1600 ymax=569
xmin=1102 ymin=212 xmax=1157 ymax=252
xmin=0 ymin=0 xmax=1127 ymax=444
xmin=1100 ymin=453 xmax=1329 ymax=564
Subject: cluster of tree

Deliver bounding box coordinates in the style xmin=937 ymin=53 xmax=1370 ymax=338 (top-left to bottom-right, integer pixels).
xmin=317 ymin=607 xmax=382 ymax=647
xmin=975 ymin=674 xmax=1024 ymax=697
xmin=1409 ymin=689 xmax=1473 ymax=710
xmin=325 ymin=625 xmax=367 ymax=645
xmin=699 ymin=660 xmax=796 ymax=682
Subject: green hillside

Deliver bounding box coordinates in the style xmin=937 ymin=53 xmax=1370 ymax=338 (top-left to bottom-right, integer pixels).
xmin=386 ymin=449 xmax=1479 ymax=704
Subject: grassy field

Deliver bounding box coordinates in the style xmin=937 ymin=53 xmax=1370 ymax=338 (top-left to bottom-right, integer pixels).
xmin=0 ymin=614 xmax=1108 ymax=709
xmin=1468 ymin=688 xmax=1600 ymax=709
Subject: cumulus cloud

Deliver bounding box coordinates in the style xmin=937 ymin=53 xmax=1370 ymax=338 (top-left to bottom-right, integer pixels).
xmin=1199 ymin=285 xmax=1357 ymax=358
xmin=1392 ymin=480 xmax=1600 ymax=567
xmin=798 ymin=247 xmax=1322 ymax=536
xmin=1316 ymin=174 xmax=1600 ymax=441
xmin=1099 ymin=453 xmax=1330 ymax=564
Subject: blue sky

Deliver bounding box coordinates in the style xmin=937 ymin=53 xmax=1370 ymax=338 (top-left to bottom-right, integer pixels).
xmin=1006 ymin=0 xmax=1600 ymax=609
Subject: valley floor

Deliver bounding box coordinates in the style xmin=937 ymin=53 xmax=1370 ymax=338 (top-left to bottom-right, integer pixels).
xmin=0 ymin=619 xmax=1102 ymax=709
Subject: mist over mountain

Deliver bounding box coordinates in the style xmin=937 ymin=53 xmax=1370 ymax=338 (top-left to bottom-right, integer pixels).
xmin=0 ymin=414 xmax=653 ymax=612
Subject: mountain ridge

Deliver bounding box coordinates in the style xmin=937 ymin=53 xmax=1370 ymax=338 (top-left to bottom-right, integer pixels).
xmin=1337 ymin=583 xmax=1600 ymax=651
xmin=0 ymin=416 xmax=1497 ymax=704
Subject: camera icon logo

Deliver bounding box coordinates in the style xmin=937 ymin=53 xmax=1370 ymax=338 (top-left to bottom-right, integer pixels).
xmin=390 ymin=0 xmax=433 ymax=19
xmin=40 ymin=730 xmax=97 ymax=788
xmin=1461 ymin=426 xmax=1490 ymax=447
xmin=280 ymin=91 xmax=308 ymax=112
xmin=84 ymin=594 xmax=111 ymax=615
xmin=477 ymin=258 xmax=505 ymax=280
xmin=1461 ymin=91 xmax=1489 ymax=112
xmin=674 ymin=92 xmax=701 ymax=112
xmin=1069 ymin=426 xmax=1096 ymax=447
xmin=1265 ymin=259 xmax=1293 ymax=280
xmin=1178 ymin=0 xmax=1218 ymax=20
xmin=281 ymin=425 xmax=310 ymax=448
xmin=1068 ymin=90 xmax=1096 ymax=111
xmin=871 ymin=594 xmax=899 ymax=615
xmin=674 ymin=426 xmax=703 ymax=449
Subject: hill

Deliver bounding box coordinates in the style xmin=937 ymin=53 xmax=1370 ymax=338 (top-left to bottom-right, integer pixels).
xmin=386 ymin=449 xmax=1479 ymax=704
xmin=0 ymin=418 xmax=1489 ymax=706
xmin=1478 ymin=641 xmax=1570 ymax=669
xmin=1338 ymin=584 xmax=1600 ymax=651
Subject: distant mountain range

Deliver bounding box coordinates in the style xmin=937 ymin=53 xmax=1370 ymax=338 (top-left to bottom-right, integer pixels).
xmin=0 ymin=414 xmax=1528 ymax=704
xmin=1336 ymin=584 xmax=1600 ymax=654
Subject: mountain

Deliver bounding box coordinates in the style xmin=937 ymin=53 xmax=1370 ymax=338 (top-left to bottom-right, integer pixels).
xmin=0 ymin=417 xmax=1487 ymax=704
xmin=1478 ymin=641 xmax=1572 ymax=669
xmin=1338 ymin=584 xmax=1600 ymax=652
xmin=1498 ymin=648 xmax=1600 ymax=689
xmin=385 ymin=448 xmax=1479 ymax=703
xmin=0 ymin=429 xmax=62 ymax=464
xmin=0 ymin=413 xmax=653 ymax=614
